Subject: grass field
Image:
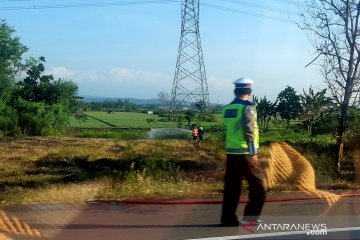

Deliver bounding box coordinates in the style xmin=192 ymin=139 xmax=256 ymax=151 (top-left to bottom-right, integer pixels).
xmin=69 ymin=111 xmax=221 ymax=129
xmin=0 ymin=137 xmax=226 ymax=204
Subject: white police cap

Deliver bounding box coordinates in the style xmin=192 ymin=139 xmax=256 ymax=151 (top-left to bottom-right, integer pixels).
xmin=233 ymin=77 xmax=254 ymax=88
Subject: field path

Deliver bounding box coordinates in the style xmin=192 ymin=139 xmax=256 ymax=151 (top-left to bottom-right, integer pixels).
xmin=83 ymin=113 xmax=117 ymax=128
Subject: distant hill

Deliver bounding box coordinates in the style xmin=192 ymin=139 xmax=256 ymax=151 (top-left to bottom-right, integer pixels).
xmin=82 ymin=95 xmax=225 ymax=107
xmin=82 ymin=96 xmax=161 ymax=105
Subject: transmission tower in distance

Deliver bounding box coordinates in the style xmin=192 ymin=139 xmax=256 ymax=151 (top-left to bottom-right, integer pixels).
xmin=170 ymin=0 xmax=210 ymax=113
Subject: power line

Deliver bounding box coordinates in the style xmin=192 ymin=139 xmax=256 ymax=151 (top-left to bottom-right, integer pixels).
xmin=219 ymin=0 xmax=299 ymax=16
xmin=0 ymin=0 xmax=179 ymax=10
xmin=269 ymin=0 xmax=303 ymax=6
xmin=201 ymin=2 xmax=294 ymax=24
xmin=0 ymin=0 xmax=32 ymax=2
xmin=0 ymin=0 xmax=298 ymax=24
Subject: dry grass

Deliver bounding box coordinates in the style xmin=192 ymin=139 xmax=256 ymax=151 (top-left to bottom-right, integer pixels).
xmin=98 ymin=179 xmax=223 ymax=200
xmin=0 ymin=137 xmax=225 ymax=165
xmin=2 ymin=181 xmax=106 ymax=205
xmin=0 ymin=137 xmax=226 ymax=205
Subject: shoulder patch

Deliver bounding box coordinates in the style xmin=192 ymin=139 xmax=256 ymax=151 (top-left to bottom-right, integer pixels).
xmin=245 ymin=105 xmax=255 ymax=116
xmin=224 ymin=109 xmax=237 ymax=118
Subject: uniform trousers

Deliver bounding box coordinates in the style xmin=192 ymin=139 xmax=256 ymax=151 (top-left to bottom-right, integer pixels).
xmin=221 ymin=154 xmax=267 ymax=223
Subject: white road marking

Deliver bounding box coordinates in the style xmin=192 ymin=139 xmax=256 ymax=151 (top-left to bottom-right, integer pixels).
xmin=184 ymin=226 xmax=360 ymax=240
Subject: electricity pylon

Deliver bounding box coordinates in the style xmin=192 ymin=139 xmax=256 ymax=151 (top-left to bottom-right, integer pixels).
xmin=170 ymin=0 xmax=210 ymax=113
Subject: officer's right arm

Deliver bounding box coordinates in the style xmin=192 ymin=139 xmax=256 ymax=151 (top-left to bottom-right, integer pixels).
xmin=243 ymin=105 xmax=257 ymax=156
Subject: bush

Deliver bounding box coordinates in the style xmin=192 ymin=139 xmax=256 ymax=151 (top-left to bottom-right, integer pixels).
xmin=158 ymin=117 xmax=169 ymax=122
xmin=345 ymin=107 xmax=360 ymax=145
xmin=292 ymin=141 xmax=338 ymax=181
xmin=157 ymin=113 xmax=169 ymax=118
xmin=311 ymin=111 xmax=338 ymax=135
xmin=0 ymin=116 xmax=15 ymax=131
xmin=260 ymin=129 xmax=335 ymax=146
xmin=206 ymin=123 xmax=224 ymax=133
xmin=15 ymin=99 xmax=70 ymax=136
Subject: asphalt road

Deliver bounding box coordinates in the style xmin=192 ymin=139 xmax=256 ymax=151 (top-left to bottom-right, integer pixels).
xmin=1 ymin=190 xmax=360 ymax=240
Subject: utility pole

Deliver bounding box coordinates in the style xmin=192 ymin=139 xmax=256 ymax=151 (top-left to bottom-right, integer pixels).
xmin=170 ymin=0 xmax=210 ymax=113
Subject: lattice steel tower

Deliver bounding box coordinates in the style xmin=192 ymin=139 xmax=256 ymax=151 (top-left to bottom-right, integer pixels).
xmin=170 ymin=0 xmax=210 ymax=112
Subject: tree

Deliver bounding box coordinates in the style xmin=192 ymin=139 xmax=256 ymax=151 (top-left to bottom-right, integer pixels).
xmin=0 ymin=20 xmax=28 ymax=134
xmin=346 ymin=106 xmax=360 ymax=144
xmin=16 ymin=57 xmax=78 ymax=105
xmin=17 ymin=57 xmax=55 ymax=104
xmin=277 ymin=86 xmax=302 ymax=127
xmin=0 ymin=21 xmax=78 ymax=136
xmin=194 ymin=100 xmax=207 ymax=112
xmin=0 ymin=20 xmax=28 ymax=79
xmin=184 ymin=110 xmax=195 ymax=128
xmin=300 ymin=87 xmax=333 ymax=134
xmin=14 ymin=57 xmax=78 ymax=135
xmin=73 ymin=111 xmax=88 ymax=129
xmin=311 ymin=107 xmax=339 ymax=135
xmin=255 ymin=96 xmax=277 ymax=130
xmin=299 ymin=0 xmax=360 ymax=175
xmin=157 ymin=91 xmax=170 ymax=106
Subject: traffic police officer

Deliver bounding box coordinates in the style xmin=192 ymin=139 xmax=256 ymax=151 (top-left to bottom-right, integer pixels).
xmin=221 ymin=77 xmax=266 ymax=227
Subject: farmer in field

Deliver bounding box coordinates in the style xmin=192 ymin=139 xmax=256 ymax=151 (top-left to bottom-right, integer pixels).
xmin=198 ymin=127 xmax=204 ymax=141
xmin=192 ymin=125 xmax=199 ymax=141
xmin=221 ymin=77 xmax=266 ymax=227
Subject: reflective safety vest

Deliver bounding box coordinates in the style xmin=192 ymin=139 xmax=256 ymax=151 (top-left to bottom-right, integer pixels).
xmin=223 ymin=99 xmax=259 ymax=155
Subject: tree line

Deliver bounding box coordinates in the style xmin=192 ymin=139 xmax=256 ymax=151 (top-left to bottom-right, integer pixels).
xmin=255 ymin=85 xmax=360 ymax=137
xmin=0 ymin=20 xmax=78 ymax=136
xmin=79 ymin=100 xmax=139 ymax=112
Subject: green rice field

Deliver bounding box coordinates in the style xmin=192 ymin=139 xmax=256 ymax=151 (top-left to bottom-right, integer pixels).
xmin=69 ymin=111 xmax=221 ymax=129
xmin=70 ymin=111 xmax=221 ymax=129
xmin=69 ymin=111 xmax=174 ymax=128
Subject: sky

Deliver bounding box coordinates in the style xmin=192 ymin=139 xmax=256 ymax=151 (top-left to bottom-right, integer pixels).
xmin=1 ymin=0 xmax=326 ymax=104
